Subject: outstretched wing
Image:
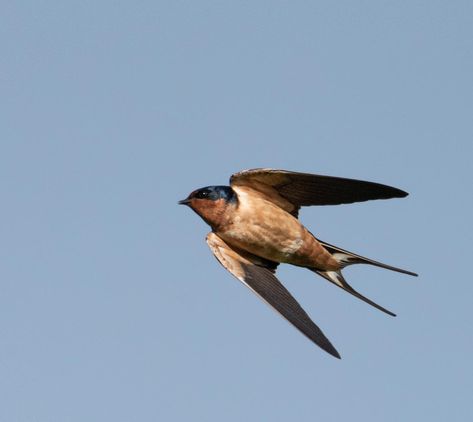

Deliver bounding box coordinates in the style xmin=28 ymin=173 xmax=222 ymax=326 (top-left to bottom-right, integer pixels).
xmin=206 ymin=232 xmax=340 ymax=358
xmin=230 ymin=168 xmax=408 ymax=217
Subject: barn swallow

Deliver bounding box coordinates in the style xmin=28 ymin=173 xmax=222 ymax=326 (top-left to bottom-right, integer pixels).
xmin=179 ymin=168 xmax=417 ymax=358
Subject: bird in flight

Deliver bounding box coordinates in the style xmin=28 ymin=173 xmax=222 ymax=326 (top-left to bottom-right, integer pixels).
xmin=179 ymin=168 xmax=417 ymax=358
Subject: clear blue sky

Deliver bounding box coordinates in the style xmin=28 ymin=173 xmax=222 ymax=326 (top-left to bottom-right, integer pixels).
xmin=1 ymin=1 xmax=472 ymax=421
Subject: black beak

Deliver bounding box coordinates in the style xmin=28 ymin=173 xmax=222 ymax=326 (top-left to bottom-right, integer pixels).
xmin=178 ymin=198 xmax=191 ymax=205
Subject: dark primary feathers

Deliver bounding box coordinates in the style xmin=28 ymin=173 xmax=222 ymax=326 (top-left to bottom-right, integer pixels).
xmin=243 ymin=263 xmax=340 ymax=358
xmin=207 ymin=233 xmax=340 ymax=358
xmin=231 ymin=168 xmax=408 ymax=216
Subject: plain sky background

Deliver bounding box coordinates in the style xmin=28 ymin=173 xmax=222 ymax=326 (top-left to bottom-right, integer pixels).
xmin=1 ymin=1 xmax=472 ymax=421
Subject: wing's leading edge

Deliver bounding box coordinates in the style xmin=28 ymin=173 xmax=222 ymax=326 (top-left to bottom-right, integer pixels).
xmin=231 ymin=168 xmax=408 ymax=217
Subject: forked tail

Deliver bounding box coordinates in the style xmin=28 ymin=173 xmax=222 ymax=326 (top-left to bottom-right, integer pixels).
xmin=319 ymin=239 xmax=418 ymax=276
xmin=312 ymin=239 xmax=418 ymax=317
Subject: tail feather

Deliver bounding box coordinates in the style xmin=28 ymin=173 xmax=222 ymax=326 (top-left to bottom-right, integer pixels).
xmin=318 ymin=239 xmax=418 ymax=277
xmin=310 ymin=238 xmax=417 ymax=316
xmin=312 ymin=269 xmax=396 ymax=317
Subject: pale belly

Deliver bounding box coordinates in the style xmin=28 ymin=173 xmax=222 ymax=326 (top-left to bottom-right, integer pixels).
xmin=216 ymin=201 xmax=306 ymax=263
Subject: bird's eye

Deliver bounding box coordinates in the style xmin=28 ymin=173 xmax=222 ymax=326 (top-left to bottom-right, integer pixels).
xmin=196 ymin=190 xmax=210 ymax=199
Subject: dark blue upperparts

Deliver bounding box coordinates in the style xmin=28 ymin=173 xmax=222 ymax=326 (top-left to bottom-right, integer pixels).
xmin=190 ymin=185 xmax=237 ymax=204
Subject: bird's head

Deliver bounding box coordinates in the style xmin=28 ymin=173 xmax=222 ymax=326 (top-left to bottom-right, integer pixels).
xmin=178 ymin=185 xmax=238 ymax=229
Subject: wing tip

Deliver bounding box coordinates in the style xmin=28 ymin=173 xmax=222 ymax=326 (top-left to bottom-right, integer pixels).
xmin=314 ymin=337 xmax=341 ymax=359
xmin=316 ymin=340 xmax=341 ymax=359
xmin=397 ymin=189 xmax=409 ymax=198
xmin=383 ymin=186 xmax=409 ymax=199
xmin=330 ymin=348 xmax=342 ymax=359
